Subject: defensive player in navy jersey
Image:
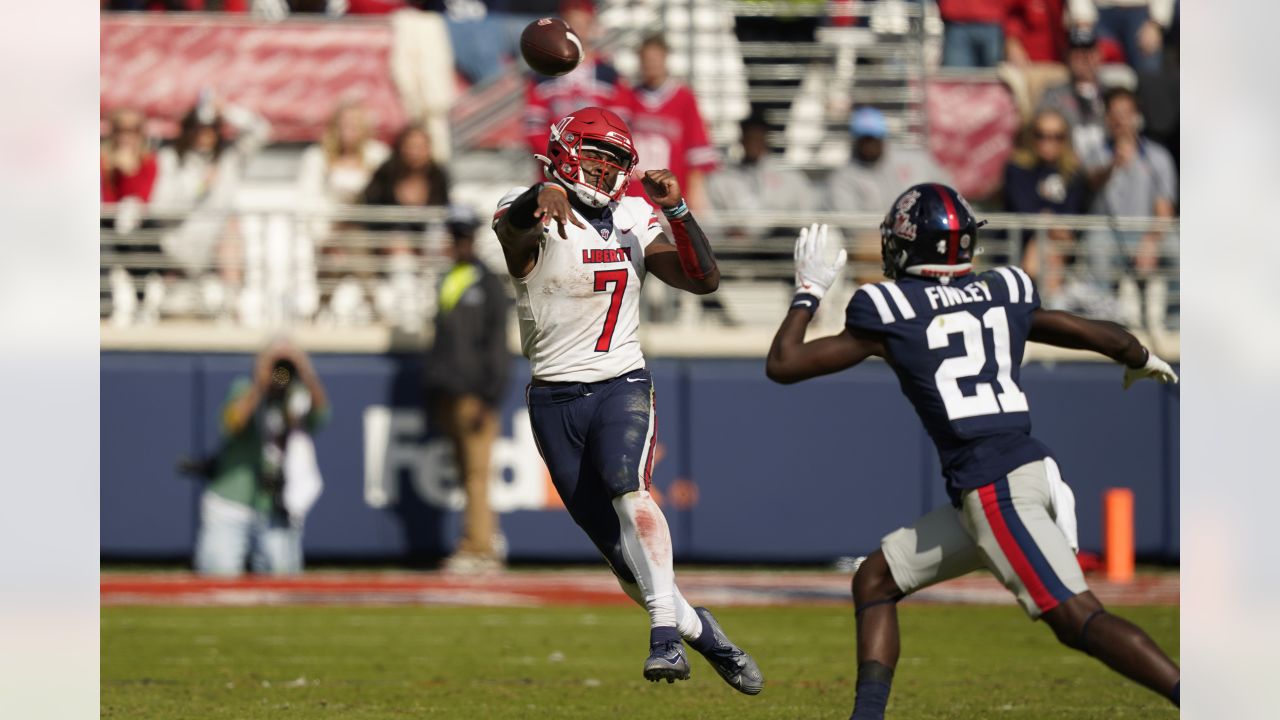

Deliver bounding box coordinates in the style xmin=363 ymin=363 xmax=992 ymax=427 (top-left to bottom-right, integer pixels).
xmin=765 ymin=183 xmax=1180 ymax=718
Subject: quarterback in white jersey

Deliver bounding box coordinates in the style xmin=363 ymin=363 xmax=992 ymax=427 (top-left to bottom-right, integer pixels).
xmin=493 ymin=181 xmax=660 ymax=383
xmin=492 ymin=106 xmax=763 ymax=694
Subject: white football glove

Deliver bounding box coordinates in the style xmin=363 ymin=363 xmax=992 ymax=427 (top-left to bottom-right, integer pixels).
xmin=794 ymin=223 xmax=847 ymax=300
xmin=1123 ymin=349 xmax=1179 ymax=390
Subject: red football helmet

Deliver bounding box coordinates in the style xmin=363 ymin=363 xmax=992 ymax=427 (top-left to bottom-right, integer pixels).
xmin=537 ymin=107 xmax=638 ymax=208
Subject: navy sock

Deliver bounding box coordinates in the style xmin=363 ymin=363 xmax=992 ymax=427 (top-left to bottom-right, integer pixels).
xmin=850 ymin=661 xmax=894 ymax=720
xmin=1170 ymin=681 xmax=1179 ymax=707
xmin=688 ymin=619 xmax=717 ymax=654
xmin=649 ymin=625 xmax=680 ymax=647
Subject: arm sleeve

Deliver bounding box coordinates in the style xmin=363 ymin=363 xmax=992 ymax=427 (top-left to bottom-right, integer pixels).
xmin=986 ymin=267 xmax=1041 ymax=315
xmin=492 ymin=185 xmax=535 ymax=230
xmin=845 ymin=285 xmax=892 ymax=334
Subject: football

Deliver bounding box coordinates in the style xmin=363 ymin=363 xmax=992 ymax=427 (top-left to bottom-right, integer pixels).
xmin=520 ymin=17 xmax=583 ymax=77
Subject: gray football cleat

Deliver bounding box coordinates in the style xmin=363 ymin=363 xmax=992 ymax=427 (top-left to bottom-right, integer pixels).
xmin=693 ymin=607 xmax=765 ymax=695
xmin=643 ymin=639 xmax=691 ymax=684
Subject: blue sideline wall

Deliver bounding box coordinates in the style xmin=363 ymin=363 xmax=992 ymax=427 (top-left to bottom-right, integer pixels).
xmin=101 ymin=352 xmax=1180 ymax=562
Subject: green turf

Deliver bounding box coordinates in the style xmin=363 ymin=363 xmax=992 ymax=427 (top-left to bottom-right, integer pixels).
xmin=102 ymin=604 xmax=1178 ymax=719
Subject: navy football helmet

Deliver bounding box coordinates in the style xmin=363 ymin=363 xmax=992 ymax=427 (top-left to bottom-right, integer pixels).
xmin=879 ymin=183 xmax=986 ymax=281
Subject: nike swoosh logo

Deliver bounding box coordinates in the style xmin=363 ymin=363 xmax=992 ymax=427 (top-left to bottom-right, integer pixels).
xmin=665 ymin=654 xmax=684 ymax=665
xmin=795 ymin=300 xmax=812 ymax=307
xmin=626 ymin=378 xmax=647 ymax=383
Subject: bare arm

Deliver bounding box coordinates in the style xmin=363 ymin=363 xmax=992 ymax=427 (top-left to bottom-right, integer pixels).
xmin=641 ymin=169 xmax=720 ymax=294
xmin=224 ymin=351 xmax=274 ymax=434
xmin=285 ymin=345 xmax=329 ymax=417
xmin=493 ymin=183 xmax=585 ymax=278
xmin=1028 ymin=308 xmax=1147 ymax=367
xmin=766 ymin=305 xmax=885 ymax=384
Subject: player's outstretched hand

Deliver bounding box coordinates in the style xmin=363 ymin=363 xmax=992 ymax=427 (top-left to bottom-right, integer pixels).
xmin=1123 ymin=349 xmax=1178 ymax=390
xmin=793 ymin=223 xmax=846 ymax=300
xmin=640 ymin=169 xmax=683 ymax=210
xmin=534 ymin=183 xmax=585 ymax=239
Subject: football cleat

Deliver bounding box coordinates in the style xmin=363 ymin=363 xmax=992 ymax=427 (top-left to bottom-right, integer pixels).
xmin=693 ymin=607 xmax=765 ymax=695
xmin=642 ymin=640 xmax=691 ymax=684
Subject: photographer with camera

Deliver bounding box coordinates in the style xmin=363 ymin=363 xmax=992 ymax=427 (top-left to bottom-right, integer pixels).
xmin=192 ymin=339 xmax=330 ymax=576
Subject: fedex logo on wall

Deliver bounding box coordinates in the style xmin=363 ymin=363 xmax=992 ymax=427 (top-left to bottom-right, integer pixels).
xmin=362 ymin=406 xmax=557 ymax=512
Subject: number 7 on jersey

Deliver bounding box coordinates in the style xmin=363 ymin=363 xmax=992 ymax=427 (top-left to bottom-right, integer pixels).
xmin=594 ymin=269 xmax=628 ymax=352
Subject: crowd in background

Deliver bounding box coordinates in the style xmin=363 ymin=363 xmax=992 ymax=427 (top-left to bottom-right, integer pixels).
xmin=101 ymin=0 xmax=1182 ymax=576
xmin=102 ymin=0 xmax=1180 ymax=330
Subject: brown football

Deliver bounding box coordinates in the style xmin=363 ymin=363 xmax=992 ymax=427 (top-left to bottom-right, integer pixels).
xmin=520 ymin=17 xmax=583 ymax=77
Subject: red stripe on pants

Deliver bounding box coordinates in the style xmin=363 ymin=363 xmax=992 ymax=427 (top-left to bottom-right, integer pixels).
xmin=643 ymin=391 xmax=658 ymax=490
xmin=977 ymin=483 xmax=1060 ymax=613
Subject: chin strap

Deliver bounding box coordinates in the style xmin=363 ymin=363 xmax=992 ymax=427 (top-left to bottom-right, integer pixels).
xmin=663 ymin=202 xmax=717 ymax=280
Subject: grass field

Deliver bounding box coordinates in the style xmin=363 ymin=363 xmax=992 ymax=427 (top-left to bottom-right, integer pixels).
xmin=102 ymin=603 xmax=1179 ymax=719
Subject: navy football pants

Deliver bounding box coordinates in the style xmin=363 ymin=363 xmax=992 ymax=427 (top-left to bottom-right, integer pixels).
xmin=526 ymin=368 xmax=658 ymax=585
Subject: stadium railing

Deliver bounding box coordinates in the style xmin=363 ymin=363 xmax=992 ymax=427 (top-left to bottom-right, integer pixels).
xmin=100 ymin=203 xmax=1180 ymax=359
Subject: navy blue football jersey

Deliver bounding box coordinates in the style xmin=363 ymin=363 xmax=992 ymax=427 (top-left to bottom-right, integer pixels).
xmin=845 ymin=267 xmax=1053 ymax=500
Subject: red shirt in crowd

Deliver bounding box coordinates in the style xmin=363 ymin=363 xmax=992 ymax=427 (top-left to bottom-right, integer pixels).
xmin=101 ymin=153 xmax=158 ymax=203
xmin=1005 ymin=0 xmax=1067 ymax=63
xmin=523 ymin=59 xmax=637 ymax=155
xmin=625 ymin=80 xmax=717 ymax=200
xmin=936 ymin=0 xmax=1010 ymax=24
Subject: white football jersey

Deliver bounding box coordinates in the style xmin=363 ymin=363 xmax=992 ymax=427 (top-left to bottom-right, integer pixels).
xmin=493 ymin=187 xmax=665 ymax=383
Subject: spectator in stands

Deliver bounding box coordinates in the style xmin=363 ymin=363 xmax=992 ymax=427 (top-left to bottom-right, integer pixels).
xmin=415 ymin=0 xmax=544 ymax=85
xmin=1081 ymin=86 xmax=1175 ymax=232
xmin=151 ymin=93 xmax=271 ymax=280
xmin=299 ymin=102 xmax=391 ymax=209
xmin=101 ymin=107 xmax=158 ymax=235
xmin=707 ymin=113 xmax=815 ymax=241
xmin=194 ymin=339 xmax=329 ymax=576
xmin=1037 ymin=26 xmax=1108 ymax=164
xmin=361 ymin=123 xmax=450 ymax=231
xmin=1080 ymin=87 xmax=1177 ymax=328
xmin=938 ymin=0 xmax=1009 ymax=67
xmin=1002 ymin=109 xmax=1087 ymax=298
xmin=523 ymin=0 xmax=635 ymax=156
xmin=425 ymin=206 xmax=511 ymax=573
xmin=1003 ymin=0 xmax=1068 ymax=65
xmin=823 ymin=107 xmax=950 ymax=215
xmin=1067 ymin=0 xmax=1174 ymax=75
xmin=627 ymin=34 xmax=718 ymax=213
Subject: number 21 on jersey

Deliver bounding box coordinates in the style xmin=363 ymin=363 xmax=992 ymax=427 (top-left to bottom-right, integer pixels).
xmin=927 ymin=307 xmax=1029 ymax=420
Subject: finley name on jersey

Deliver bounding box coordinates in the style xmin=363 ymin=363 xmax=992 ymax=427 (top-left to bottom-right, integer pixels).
xmin=924 ymin=281 xmax=993 ymax=310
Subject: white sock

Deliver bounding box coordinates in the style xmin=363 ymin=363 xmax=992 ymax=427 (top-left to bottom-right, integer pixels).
xmin=617 ymin=578 xmax=705 ymax=641
xmin=612 ymin=490 xmax=678 ymax=629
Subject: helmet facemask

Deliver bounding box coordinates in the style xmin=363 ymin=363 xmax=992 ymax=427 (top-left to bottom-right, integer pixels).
xmin=542 ymin=116 xmax=637 ymax=209
xmin=572 ymin=141 xmax=633 ymax=208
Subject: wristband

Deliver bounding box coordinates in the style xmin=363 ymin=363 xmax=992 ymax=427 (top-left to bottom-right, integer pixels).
xmin=541 ymin=182 xmax=568 ymax=197
xmin=662 ymin=200 xmax=690 ymax=220
xmin=791 ymin=293 xmax=820 ymax=314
